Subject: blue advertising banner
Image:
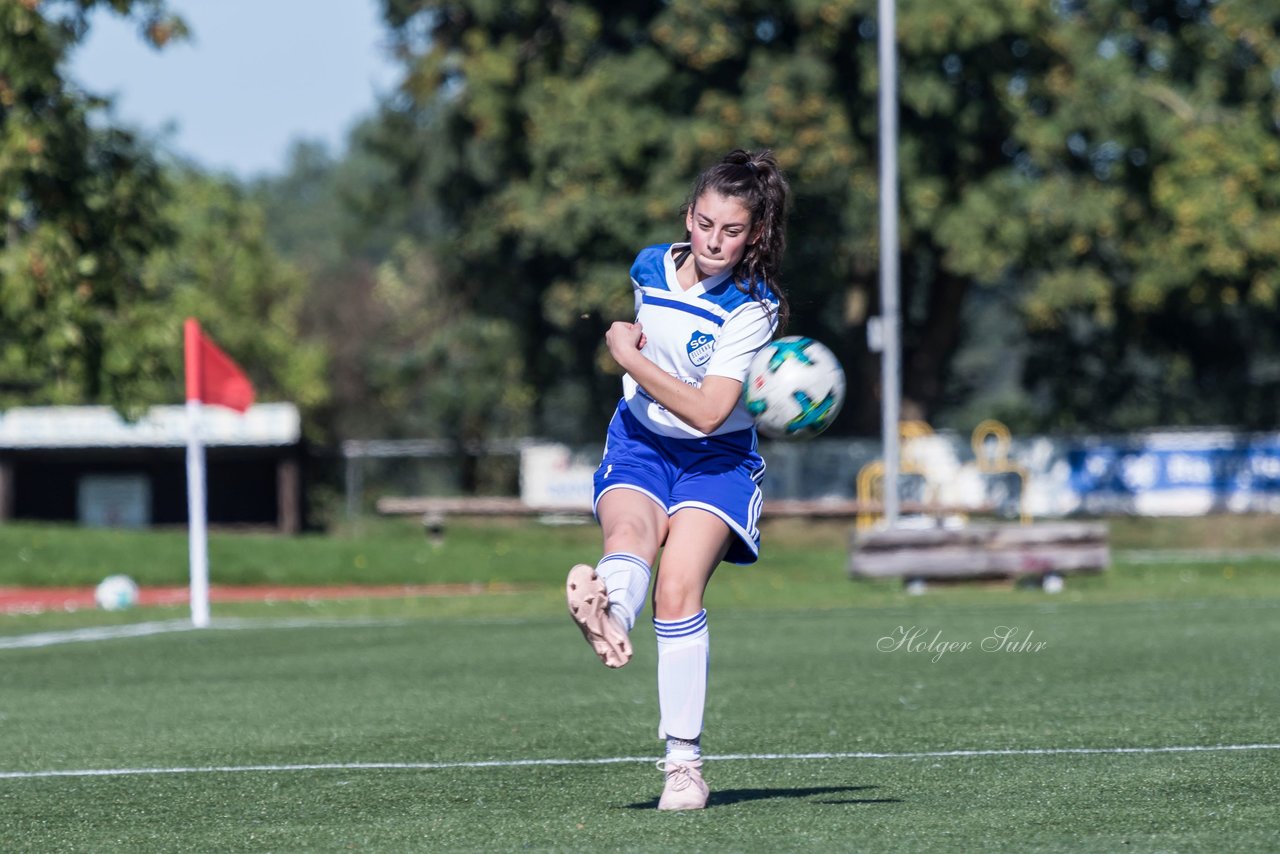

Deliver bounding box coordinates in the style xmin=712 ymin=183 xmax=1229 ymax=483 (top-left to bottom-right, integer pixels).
xmin=1065 ymin=432 xmax=1280 ymax=515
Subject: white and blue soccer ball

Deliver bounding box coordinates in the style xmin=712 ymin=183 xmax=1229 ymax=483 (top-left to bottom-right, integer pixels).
xmin=94 ymin=574 xmax=140 ymax=611
xmin=743 ymin=336 xmax=846 ymax=440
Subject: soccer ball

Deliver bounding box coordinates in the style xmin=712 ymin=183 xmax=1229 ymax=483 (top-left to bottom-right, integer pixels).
xmin=743 ymin=336 xmax=846 ymax=439
xmin=94 ymin=574 xmax=140 ymax=611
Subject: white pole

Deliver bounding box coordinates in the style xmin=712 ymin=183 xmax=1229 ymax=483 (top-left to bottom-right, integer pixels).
xmin=878 ymin=0 xmax=902 ymax=527
xmin=185 ymin=399 xmax=211 ymax=627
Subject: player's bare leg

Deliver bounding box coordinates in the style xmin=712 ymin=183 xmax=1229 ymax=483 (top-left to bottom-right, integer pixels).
xmin=566 ymin=489 xmax=666 ymax=668
xmin=652 ymin=508 xmax=730 ymax=810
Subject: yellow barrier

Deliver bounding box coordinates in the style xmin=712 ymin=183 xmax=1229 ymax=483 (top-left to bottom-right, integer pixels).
xmin=855 ymin=418 xmax=1031 ymax=528
xmin=856 ymin=421 xmax=936 ymax=530
xmin=971 ymin=419 xmax=1031 ymax=525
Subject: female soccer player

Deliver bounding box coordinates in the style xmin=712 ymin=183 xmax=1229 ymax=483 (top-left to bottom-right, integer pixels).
xmin=566 ymin=148 xmax=791 ymax=811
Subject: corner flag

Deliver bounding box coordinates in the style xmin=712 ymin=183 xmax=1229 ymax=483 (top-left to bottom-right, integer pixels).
xmin=184 ymin=318 xmax=254 ymax=412
xmin=183 ymin=318 xmax=255 ymax=627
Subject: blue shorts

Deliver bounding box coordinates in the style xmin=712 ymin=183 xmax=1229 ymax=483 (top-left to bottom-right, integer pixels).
xmin=592 ymin=402 xmax=766 ymax=565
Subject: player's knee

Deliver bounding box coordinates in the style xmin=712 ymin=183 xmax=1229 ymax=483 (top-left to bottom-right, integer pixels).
xmin=652 ymin=574 xmax=702 ymax=619
xmin=603 ymin=516 xmax=661 ymax=552
xmin=607 ymin=516 xmax=648 ymax=540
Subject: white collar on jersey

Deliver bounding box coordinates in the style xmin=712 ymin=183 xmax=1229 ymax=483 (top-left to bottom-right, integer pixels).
xmin=663 ymin=242 xmax=734 ymax=296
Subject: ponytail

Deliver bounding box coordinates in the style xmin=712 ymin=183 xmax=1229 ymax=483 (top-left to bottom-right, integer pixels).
xmin=684 ymin=149 xmax=791 ymax=331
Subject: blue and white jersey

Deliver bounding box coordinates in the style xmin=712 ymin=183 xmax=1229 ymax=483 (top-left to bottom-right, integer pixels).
xmin=621 ymin=242 xmax=779 ymax=439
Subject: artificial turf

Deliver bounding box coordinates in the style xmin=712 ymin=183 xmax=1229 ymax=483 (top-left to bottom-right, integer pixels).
xmin=1 ymin=591 xmax=1277 ymax=851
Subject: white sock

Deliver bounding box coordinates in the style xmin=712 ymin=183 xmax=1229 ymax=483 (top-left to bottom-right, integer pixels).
xmin=595 ymin=552 xmax=651 ymax=632
xmin=666 ymin=735 xmax=701 ymax=763
xmin=655 ymin=609 xmax=709 ymax=752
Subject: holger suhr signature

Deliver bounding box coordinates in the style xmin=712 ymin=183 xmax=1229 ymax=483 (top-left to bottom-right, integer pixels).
xmin=877 ymin=625 xmax=1047 ymax=663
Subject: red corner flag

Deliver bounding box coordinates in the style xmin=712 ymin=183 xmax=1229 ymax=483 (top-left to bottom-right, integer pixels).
xmin=184 ymin=318 xmax=254 ymax=412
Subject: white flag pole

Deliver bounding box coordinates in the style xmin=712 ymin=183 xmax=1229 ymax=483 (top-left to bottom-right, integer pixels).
xmin=185 ymin=398 xmax=211 ymax=628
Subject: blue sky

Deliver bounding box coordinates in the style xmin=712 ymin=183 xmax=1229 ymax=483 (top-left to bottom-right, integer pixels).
xmin=69 ymin=1 xmax=402 ymax=180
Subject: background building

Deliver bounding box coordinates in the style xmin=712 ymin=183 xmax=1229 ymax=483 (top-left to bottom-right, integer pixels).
xmin=0 ymin=403 xmax=303 ymax=533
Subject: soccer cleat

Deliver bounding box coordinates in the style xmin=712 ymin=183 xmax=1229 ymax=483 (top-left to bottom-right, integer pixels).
xmin=566 ymin=563 xmax=632 ymax=668
xmin=656 ymin=759 xmax=709 ymax=811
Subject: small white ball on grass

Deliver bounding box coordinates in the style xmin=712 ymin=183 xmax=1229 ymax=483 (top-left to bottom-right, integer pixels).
xmin=94 ymin=575 xmax=140 ymax=611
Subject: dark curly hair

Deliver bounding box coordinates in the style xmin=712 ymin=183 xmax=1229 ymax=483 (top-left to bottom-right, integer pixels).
xmin=683 ymin=148 xmax=791 ymax=332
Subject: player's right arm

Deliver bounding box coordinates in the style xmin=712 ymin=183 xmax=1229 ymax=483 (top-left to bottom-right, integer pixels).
xmin=605 ymin=321 xmax=743 ymax=436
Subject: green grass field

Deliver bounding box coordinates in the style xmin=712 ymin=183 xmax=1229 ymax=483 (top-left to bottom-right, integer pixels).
xmin=1 ymin=516 xmax=1279 ymax=851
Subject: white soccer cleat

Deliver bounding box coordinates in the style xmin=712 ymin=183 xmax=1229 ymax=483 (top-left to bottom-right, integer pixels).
xmin=656 ymin=759 xmax=709 ymax=811
xmin=566 ymin=563 xmax=632 ymax=668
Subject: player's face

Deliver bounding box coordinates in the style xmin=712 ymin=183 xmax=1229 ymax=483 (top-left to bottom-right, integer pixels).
xmin=685 ymin=192 xmax=756 ymax=281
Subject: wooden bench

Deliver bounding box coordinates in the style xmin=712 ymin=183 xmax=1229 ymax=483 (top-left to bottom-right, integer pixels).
xmin=376 ymin=496 xmax=1002 ymax=555
xmin=375 ymin=496 xmax=970 ymax=523
xmin=848 ymin=521 xmax=1109 ymax=591
xmin=377 ymin=496 xmax=589 ymax=519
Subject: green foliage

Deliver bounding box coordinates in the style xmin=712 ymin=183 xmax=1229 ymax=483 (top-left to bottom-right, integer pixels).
xmin=369 ymin=0 xmax=1280 ymax=436
xmin=936 ymin=0 xmax=1280 ymax=430
xmin=0 ymin=0 xmax=181 ymax=409
xmin=252 ymin=132 xmax=467 ymax=444
xmin=6 ymin=0 xmax=1279 ymax=444
xmin=253 ymin=133 xmax=533 ymax=449
xmin=0 ymin=1 xmax=324 ymax=421
xmin=370 ymin=238 xmax=534 ymax=444
xmin=141 ymin=169 xmax=328 ymax=417
xmin=372 ymin=0 xmax=880 ymax=437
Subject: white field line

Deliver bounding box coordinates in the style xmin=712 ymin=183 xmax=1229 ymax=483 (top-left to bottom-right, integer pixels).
xmin=0 ymin=617 xmax=407 ymax=650
xmin=2 ymin=743 xmax=1278 ymax=781
xmin=0 ymin=620 xmax=196 ymax=649
xmin=4 ymin=595 xmax=1279 ymax=650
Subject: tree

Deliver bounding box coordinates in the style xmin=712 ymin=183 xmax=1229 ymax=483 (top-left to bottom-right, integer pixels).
xmin=0 ymin=0 xmax=185 ymax=409
xmin=935 ymin=0 xmax=1280 ymax=430
xmin=371 ymin=238 xmax=533 ymax=490
xmin=1 ymin=1 xmax=326 ymax=420
xmin=372 ymin=0 xmax=877 ymax=436
xmin=252 ymin=128 xmax=440 ymax=442
xmin=369 ymin=0 xmax=1280 ymax=440
xmin=139 ymin=168 xmax=328 ymax=419
xmin=252 ymin=133 xmax=531 ymax=487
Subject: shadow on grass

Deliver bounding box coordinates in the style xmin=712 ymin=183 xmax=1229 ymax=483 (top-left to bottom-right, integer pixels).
xmin=624 ymin=785 xmax=902 ymax=810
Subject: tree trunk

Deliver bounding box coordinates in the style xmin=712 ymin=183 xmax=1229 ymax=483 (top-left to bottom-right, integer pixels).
xmin=903 ymin=270 xmax=970 ymax=423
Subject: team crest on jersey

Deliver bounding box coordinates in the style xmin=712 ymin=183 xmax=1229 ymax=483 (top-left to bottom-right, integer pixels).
xmin=686 ymin=331 xmax=716 ymax=367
